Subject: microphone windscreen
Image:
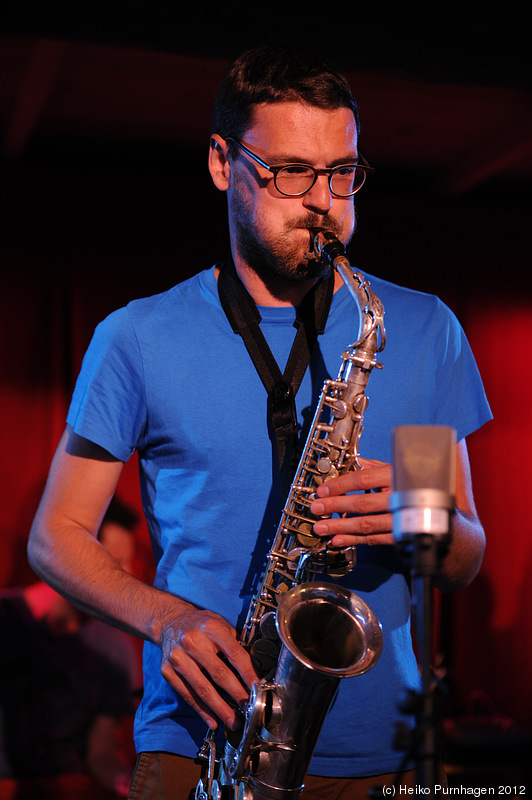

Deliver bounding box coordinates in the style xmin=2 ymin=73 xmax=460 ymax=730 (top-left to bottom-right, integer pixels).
xmin=393 ymin=425 xmax=456 ymax=494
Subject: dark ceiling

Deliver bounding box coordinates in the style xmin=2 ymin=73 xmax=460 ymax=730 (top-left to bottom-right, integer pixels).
xmin=0 ymin=5 xmax=530 ymax=306
xmin=1 ymin=4 xmax=531 ymax=193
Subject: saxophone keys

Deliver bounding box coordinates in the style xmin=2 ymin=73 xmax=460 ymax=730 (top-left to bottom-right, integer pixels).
xmin=296 ymin=530 xmax=321 ymax=547
xmin=331 ymin=399 xmax=348 ymax=419
xmin=258 ymin=611 xmax=279 ymax=640
xmin=326 ymin=546 xmax=357 ymax=577
xmin=316 ymin=457 xmax=332 ymax=473
xmin=316 ymin=458 xmax=340 ymax=478
xmin=250 ymin=636 xmax=280 ymax=676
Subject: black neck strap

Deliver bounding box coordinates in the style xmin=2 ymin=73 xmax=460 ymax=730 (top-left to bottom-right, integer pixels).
xmin=217 ymin=256 xmax=334 ymax=493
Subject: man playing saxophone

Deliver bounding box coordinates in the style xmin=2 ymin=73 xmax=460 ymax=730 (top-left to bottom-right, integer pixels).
xmin=27 ymin=43 xmax=491 ymax=799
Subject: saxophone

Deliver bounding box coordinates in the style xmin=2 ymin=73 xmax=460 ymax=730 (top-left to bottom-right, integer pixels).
xmin=196 ymin=231 xmax=386 ymax=800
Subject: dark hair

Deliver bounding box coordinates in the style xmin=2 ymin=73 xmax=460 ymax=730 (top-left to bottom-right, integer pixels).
xmin=211 ymin=42 xmax=360 ymax=146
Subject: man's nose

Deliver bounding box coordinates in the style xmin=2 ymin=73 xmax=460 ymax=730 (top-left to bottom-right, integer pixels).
xmin=302 ymin=174 xmax=333 ymax=214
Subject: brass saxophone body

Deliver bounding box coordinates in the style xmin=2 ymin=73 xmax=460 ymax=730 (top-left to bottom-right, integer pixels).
xmin=196 ymin=232 xmax=386 ymax=800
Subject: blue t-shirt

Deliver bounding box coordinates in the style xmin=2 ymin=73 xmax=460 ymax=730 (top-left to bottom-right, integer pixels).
xmin=67 ymin=266 xmax=491 ymax=777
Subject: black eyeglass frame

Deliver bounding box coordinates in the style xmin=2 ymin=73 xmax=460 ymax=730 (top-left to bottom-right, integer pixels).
xmin=225 ymin=136 xmax=374 ymax=197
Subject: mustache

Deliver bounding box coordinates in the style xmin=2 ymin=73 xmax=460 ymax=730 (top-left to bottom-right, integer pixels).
xmin=285 ymin=214 xmax=356 ymax=253
xmin=285 ymin=214 xmax=341 ymax=237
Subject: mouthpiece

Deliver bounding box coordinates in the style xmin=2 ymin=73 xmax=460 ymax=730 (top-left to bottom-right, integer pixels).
xmin=307 ymin=231 xmax=349 ymax=270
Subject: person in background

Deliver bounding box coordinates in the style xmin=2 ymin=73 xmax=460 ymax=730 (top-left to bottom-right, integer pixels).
xmin=0 ymin=497 xmax=142 ymax=800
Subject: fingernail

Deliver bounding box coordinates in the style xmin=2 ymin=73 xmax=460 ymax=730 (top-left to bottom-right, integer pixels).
xmin=317 ymin=485 xmax=330 ymax=497
xmin=311 ymin=501 xmax=325 ymax=515
xmin=313 ymin=521 xmax=329 ymax=535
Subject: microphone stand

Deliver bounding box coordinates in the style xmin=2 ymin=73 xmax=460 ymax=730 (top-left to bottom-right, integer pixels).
xmin=401 ymin=532 xmax=450 ymax=791
xmin=390 ymin=457 xmax=455 ymax=793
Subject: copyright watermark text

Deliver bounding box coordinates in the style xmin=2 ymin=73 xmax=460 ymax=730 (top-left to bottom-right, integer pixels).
xmin=380 ymin=786 xmax=526 ymax=797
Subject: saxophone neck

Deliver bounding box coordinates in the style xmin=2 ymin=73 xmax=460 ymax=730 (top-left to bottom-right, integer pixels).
xmin=309 ymin=231 xmax=386 ymax=353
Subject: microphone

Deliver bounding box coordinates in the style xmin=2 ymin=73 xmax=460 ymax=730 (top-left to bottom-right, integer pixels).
xmin=390 ymin=426 xmax=456 ymax=787
xmin=390 ymin=425 xmax=456 ymax=547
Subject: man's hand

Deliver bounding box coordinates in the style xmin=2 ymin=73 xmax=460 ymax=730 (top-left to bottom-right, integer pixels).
xmin=309 ymin=442 xmax=486 ymax=592
xmin=159 ymin=602 xmax=258 ymax=732
xmin=310 ymin=458 xmax=394 ymax=547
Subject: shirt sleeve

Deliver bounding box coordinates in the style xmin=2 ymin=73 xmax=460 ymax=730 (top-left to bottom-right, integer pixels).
xmin=67 ymin=306 xmax=147 ymax=461
xmin=432 ymin=297 xmax=492 ymax=440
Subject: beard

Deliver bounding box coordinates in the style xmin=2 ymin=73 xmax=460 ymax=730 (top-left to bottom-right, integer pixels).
xmin=230 ymin=184 xmax=356 ymax=287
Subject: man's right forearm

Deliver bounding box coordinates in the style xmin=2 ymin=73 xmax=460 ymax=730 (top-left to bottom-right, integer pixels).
xmin=27 ymin=426 xmax=257 ymax=728
xmin=28 ymin=511 xmax=257 ymax=730
xmin=26 ymin=424 xmax=170 ymax=643
xmin=28 ymin=513 xmax=177 ymax=645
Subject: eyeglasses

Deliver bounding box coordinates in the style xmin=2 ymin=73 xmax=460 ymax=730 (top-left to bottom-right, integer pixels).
xmin=226 ymin=136 xmax=373 ymax=198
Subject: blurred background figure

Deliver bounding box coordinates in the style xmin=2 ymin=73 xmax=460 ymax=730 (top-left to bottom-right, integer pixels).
xmin=0 ymin=496 xmax=142 ymax=800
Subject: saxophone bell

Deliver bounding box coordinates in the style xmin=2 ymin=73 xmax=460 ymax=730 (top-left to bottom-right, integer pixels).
xmin=277 ymin=582 xmax=383 ymax=678
xmin=225 ymin=582 xmax=383 ymax=799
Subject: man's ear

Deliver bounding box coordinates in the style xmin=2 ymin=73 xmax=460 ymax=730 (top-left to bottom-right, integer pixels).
xmin=208 ymin=134 xmax=231 ymax=191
